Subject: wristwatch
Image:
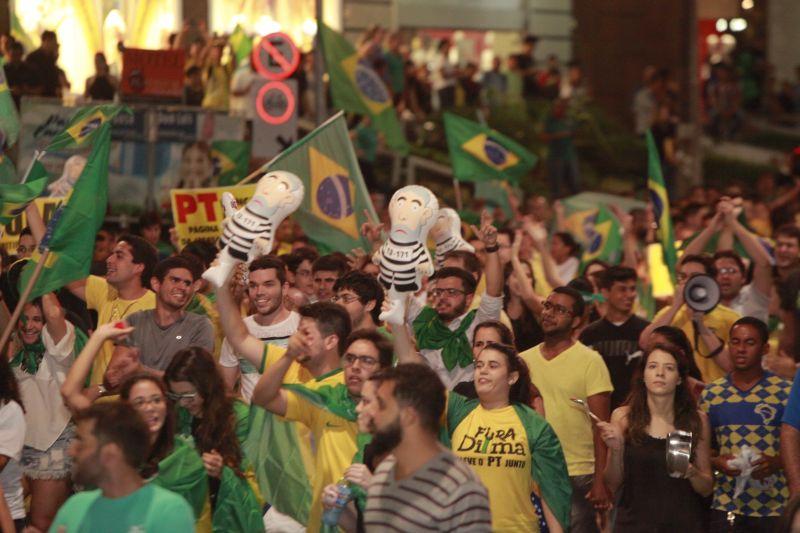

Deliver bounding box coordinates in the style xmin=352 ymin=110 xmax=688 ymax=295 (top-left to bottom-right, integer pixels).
xmin=485 ymin=243 xmax=499 ymax=253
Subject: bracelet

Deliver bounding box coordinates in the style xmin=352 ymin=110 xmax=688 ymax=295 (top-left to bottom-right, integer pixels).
xmin=485 ymin=244 xmax=499 ymax=253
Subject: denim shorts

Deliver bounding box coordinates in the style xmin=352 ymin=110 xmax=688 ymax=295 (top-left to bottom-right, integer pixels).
xmin=20 ymin=424 xmax=75 ymax=480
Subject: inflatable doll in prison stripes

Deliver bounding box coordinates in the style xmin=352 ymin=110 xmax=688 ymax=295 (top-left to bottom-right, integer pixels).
xmin=430 ymin=207 xmax=475 ymax=268
xmin=374 ymin=185 xmax=439 ymax=324
xmin=203 ymin=171 xmax=304 ymax=288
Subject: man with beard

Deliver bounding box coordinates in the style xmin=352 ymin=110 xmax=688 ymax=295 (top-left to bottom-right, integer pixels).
xmin=50 ymin=402 xmax=194 ymax=531
xmin=408 ymin=212 xmax=503 ymax=389
xmin=105 ymin=256 xmax=214 ymax=384
xmin=521 ymin=286 xmax=613 ymax=533
xmin=579 ymin=266 xmax=650 ymax=409
xmin=363 ymin=363 xmax=491 ymax=531
xmin=219 ymin=256 xmax=300 ymax=402
xmin=254 ymin=330 xmax=391 ymax=533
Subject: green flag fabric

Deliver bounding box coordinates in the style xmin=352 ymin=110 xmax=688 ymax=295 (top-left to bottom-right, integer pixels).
xmin=212 ymin=466 xmax=264 ymax=533
xmin=264 ymin=112 xmax=378 ymax=254
xmin=580 ymin=205 xmax=622 ymax=266
xmin=443 ymin=112 xmax=537 ymax=184
xmin=474 ymin=180 xmax=519 ymax=220
xmin=0 ymin=161 xmax=48 ymax=225
xmin=152 ymin=437 xmax=209 ymax=519
xmin=0 ymin=154 xmax=18 ymax=184
xmin=283 ymin=380 xmax=357 ymax=422
xmin=20 ymin=124 xmax=111 ymax=300
xmin=318 ymin=22 xmax=409 ymax=154
xmin=647 ymin=130 xmax=677 ymax=284
xmin=229 ymin=24 xmax=253 ymax=66
xmin=0 ymin=63 xmax=20 ymax=147
xmin=45 ymin=104 xmax=129 ymax=152
xmin=211 ymin=140 xmax=250 ymax=186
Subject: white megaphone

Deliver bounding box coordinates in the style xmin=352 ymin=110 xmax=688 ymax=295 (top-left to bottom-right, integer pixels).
xmin=683 ymin=274 xmax=720 ymax=313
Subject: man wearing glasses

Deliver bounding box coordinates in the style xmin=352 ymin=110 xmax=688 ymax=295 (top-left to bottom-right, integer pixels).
xmin=332 ymin=271 xmax=385 ymax=334
xmin=406 ymin=211 xmax=503 ymax=389
xmin=254 ymin=329 xmax=393 ymax=533
xmin=640 ymin=254 xmax=740 ymax=383
xmin=521 ymin=286 xmax=613 ymax=533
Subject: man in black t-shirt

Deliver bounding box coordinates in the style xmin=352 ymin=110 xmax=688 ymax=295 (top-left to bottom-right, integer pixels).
xmin=579 ymin=266 xmax=650 ymax=408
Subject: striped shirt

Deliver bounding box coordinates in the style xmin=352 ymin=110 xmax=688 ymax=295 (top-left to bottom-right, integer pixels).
xmin=365 ymin=450 xmax=491 ymax=532
xmin=378 ymin=238 xmax=432 ymax=291
xmin=434 ymin=236 xmax=471 ymax=267
xmin=222 ymin=205 xmax=273 ymax=261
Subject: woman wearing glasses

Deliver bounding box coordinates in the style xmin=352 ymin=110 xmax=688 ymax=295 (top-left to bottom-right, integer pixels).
xmin=162 ymin=347 xmax=262 ymax=531
xmin=61 ymin=324 xmax=209 ymax=529
xmin=445 ymin=342 xmax=571 ymax=533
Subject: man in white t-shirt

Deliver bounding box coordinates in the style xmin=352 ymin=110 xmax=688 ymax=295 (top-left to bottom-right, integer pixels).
xmin=0 ymin=397 xmax=26 ymax=528
xmin=220 ymin=256 xmax=299 ymax=402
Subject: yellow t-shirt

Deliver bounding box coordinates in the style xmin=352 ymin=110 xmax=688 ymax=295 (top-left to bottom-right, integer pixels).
xmin=520 ymin=342 xmax=613 ymax=476
xmin=452 ymin=404 xmax=538 ymax=532
xmin=284 ymin=377 xmax=358 ymax=533
xmin=84 ymin=275 xmax=155 ymax=385
xmin=653 ymin=304 xmax=741 ymax=383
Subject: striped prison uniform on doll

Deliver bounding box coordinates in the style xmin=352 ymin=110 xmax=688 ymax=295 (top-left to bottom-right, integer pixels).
xmin=378 ymin=238 xmax=432 ymax=292
xmin=220 ymin=206 xmax=273 ymax=261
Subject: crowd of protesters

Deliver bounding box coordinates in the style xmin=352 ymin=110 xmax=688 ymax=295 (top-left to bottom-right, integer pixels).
xmin=2 ymin=18 xmax=800 ymax=533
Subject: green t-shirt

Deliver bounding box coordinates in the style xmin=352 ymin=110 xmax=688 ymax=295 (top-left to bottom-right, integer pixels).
xmin=48 ymin=483 xmax=194 ymax=532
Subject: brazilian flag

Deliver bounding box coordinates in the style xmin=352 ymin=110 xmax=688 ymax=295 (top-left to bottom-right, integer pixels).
xmin=229 ymin=24 xmax=253 ymax=66
xmin=646 ymin=130 xmax=677 ymax=284
xmin=580 ymin=205 xmax=622 ymax=266
xmin=319 ymin=22 xmax=409 ymax=155
xmin=211 ymin=140 xmax=250 ymax=186
xmin=443 ymin=112 xmax=537 ymax=184
xmin=0 ymin=63 xmax=20 ymax=148
xmin=265 ymin=112 xmax=378 ymax=254
xmin=45 ymin=104 xmax=129 ymax=152
xmin=0 ymin=161 xmax=48 ymax=225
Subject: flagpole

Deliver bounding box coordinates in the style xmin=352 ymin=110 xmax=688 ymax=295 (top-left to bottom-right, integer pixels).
xmin=453 ymin=179 xmax=463 ymax=212
xmin=0 ymin=249 xmax=50 ymax=357
xmin=19 ymin=150 xmax=44 ymax=184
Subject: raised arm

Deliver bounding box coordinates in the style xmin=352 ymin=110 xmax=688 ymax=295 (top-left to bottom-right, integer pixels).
xmin=24 ymin=203 xmax=46 ymax=245
xmin=251 ymin=333 xmax=307 ymax=415
xmin=682 ymin=211 xmax=723 ymax=257
xmin=61 ymin=322 xmax=133 ymax=412
xmin=511 ymin=230 xmax=544 ymax=316
xmin=41 ymin=292 xmax=67 ymax=345
xmin=639 ymin=288 xmax=685 ymax=348
xmin=599 ymin=407 xmax=628 ymax=493
xmin=523 ymin=217 xmax=565 ymax=289
xmin=471 ymin=210 xmax=502 ymax=297
xmin=726 ymin=208 xmax=773 ymax=297
xmin=215 ymin=266 xmax=266 ymax=368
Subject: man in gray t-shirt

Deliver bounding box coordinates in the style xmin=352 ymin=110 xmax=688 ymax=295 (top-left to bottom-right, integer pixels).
xmin=105 ymin=256 xmax=214 ymax=382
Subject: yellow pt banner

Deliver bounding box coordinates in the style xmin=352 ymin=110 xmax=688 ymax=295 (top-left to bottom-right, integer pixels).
xmin=170 ymin=185 xmax=256 ymax=249
xmin=1 ymin=196 xmax=68 ymax=254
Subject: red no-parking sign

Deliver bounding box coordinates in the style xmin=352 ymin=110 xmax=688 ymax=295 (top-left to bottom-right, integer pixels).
xmin=255 ymin=81 xmax=296 ymax=125
xmin=252 ymin=32 xmax=300 ymax=80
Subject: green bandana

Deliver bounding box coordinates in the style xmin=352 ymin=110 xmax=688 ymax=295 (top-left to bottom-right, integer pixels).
xmin=412 ymin=306 xmax=477 ymax=371
xmin=283 ymin=381 xmax=358 ymax=421
xmin=10 ymin=340 xmax=45 ymax=375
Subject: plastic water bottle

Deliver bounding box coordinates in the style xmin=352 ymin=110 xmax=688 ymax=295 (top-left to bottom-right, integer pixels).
xmin=322 ymin=479 xmax=352 ymax=526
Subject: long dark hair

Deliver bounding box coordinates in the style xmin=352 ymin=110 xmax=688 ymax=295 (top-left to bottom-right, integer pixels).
xmin=164 ymin=347 xmax=242 ymax=471
xmin=651 ymin=326 xmax=703 ymax=380
xmin=0 ymin=353 xmax=23 ymax=411
xmin=480 ymin=342 xmax=536 ymax=406
xmin=120 ymin=374 xmax=175 ymax=476
xmin=624 ymin=344 xmax=701 ymax=447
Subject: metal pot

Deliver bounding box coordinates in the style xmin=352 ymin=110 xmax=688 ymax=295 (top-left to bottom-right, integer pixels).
xmin=666 ymin=430 xmax=693 ymax=478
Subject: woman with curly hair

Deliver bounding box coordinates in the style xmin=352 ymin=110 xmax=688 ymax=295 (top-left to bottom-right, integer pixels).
xmin=598 ymin=343 xmax=713 ymax=532
xmin=163 ymin=346 xmax=262 ymax=531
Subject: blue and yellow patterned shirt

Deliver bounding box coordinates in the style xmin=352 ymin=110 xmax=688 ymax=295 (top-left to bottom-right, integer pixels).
xmin=700 ymin=372 xmax=792 ymax=517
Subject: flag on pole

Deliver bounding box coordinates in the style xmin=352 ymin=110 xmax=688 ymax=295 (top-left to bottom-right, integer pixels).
xmin=0 ymin=161 xmax=48 ymax=225
xmin=318 ymin=22 xmax=409 ymax=154
xmin=20 ymin=124 xmax=111 ymax=299
xmin=580 ymin=205 xmax=622 ymax=266
xmin=45 ymin=104 xmax=128 ymax=152
xmin=211 ymin=140 xmax=250 ymax=186
xmin=646 ymin=130 xmax=677 ymax=284
xmin=229 ymin=24 xmax=253 ymax=65
xmin=0 ymin=63 xmax=20 ymax=148
xmin=264 ymin=111 xmax=378 ymax=254
xmin=443 ymin=112 xmax=537 ymax=184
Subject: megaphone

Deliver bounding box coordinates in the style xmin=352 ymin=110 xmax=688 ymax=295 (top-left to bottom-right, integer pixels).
xmin=683 ymin=274 xmax=720 ymax=313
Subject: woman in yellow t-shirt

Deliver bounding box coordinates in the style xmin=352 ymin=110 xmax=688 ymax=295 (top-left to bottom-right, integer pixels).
xmin=446 ymin=342 xmax=571 ymax=532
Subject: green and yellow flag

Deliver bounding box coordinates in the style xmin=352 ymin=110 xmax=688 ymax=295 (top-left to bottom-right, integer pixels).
xmin=443 ymin=112 xmax=537 ymax=184
xmin=229 ymin=24 xmax=253 ymax=65
xmin=0 ymin=161 xmax=47 ymax=225
xmin=0 ymin=63 xmax=20 ymax=148
xmin=211 ymin=140 xmax=250 ymax=186
xmin=45 ymin=104 xmax=128 ymax=152
xmin=646 ymin=130 xmax=677 ymax=284
xmin=20 ymin=123 xmax=112 ymax=300
xmin=318 ymin=22 xmax=409 ymax=154
xmin=580 ymin=205 xmax=622 ymax=266
xmin=265 ymin=112 xmax=378 ymax=254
